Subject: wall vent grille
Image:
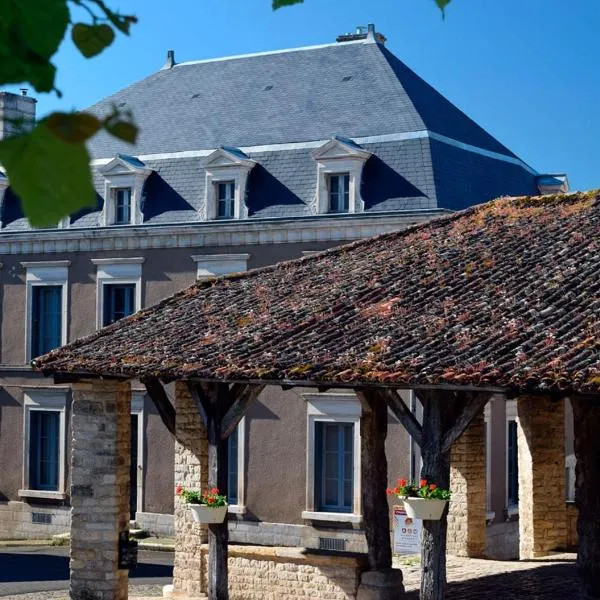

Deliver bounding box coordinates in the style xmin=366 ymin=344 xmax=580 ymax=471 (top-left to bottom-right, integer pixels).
xmin=318 ymin=537 xmax=346 ymax=552
xmin=32 ymin=512 xmax=52 ymax=525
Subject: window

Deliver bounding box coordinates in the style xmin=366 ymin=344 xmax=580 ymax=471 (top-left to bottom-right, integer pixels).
xmin=302 ymin=393 xmax=362 ymax=523
xmin=114 ymin=188 xmax=132 ymax=225
xmin=227 ymin=427 xmax=239 ymax=505
xmin=20 ymin=389 xmax=67 ymax=500
xmin=315 ymin=422 xmax=353 ymax=512
xmin=216 ymin=182 xmax=235 ymax=219
xmin=31 ymin=286 xmax=62 ymax=356
xmin=23 ymin=261 xmax=69 ymax=362
xmin=328 ymin=174 xmax=350 ymax=213
xmin=226 ymin=419 xmax=246 ymax=513
xmin=507 ymin=420 xmax=519 ymax=507
xmin=191 ymin=254 xmax=251 ymax=280
xmin=103 ymin=283 xmax=135 ymax=326
xmin=92 ymin=258 xmax=143 ymax=330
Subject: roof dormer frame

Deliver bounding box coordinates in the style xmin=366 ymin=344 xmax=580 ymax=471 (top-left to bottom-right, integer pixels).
xmin=99 ymin=154 xmax=152 ymax=226
xmin=202 ymin=147 xmax=256 ymax=221
xmin=312 ymin=136 xmax=372 ymax=215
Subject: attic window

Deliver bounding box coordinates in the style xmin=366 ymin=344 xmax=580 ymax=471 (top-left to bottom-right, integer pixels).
xmin=114 ymin=188 xmax=132 ymax=225
xmin=216 ymin=181 xmax=235 ymax=219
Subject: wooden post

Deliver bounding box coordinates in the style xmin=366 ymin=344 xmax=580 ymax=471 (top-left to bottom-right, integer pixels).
xmin=572 ymin=396 xmax=600 ymax=599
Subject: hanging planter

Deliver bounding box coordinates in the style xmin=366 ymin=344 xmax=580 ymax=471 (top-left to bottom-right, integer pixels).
xmin=387 ymin=478 xmax=451 ymax=521
xmin=176 ymin=485 xmax=228 ymax=524
xmin=400 ymin=497 xmax=447 ymax=520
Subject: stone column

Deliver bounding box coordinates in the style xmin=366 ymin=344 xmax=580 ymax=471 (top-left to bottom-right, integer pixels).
xmin=70 ymin=380 xmax=131 ymax=600
xmin=447 ymin=411 xmax=486 ymax=557
xmin=517 ymin=395 xmax=566 ymax=559
xmin=173 ymin=381 xmax=209 ymax=598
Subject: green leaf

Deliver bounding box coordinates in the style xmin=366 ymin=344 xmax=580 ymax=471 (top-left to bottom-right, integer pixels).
xmin=272 ymin=0 xmax=303 ymax=9
xmin=72 ymin=23 xmax=115 ymax=58
xmin=104 ymin=120 xmax=138 ymax=144
xmin=46 ymin=111 xmax=102 ymax=143
xmin=0 ymin=120 xmax=96 ymax=227
xmin=434 ymin=0 xmax=452 ymax=15
xmin=87 ymin=0 xmax=138 ymax=34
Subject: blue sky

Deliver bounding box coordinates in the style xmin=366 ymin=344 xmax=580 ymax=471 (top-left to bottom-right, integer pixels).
xmin=13 ymin=0 xmax=600 ymax=190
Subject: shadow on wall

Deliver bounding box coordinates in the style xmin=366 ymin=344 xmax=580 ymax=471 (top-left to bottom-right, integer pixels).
xmin=362 ymin=156 xmax=427 ymax=211
xmin=246 ymin=164 xmax=306 ymax=215
xmin=142 ymin=172 xmax=196 ymax=219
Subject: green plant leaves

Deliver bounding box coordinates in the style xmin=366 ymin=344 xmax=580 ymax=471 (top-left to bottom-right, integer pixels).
xmin=72 ymin=23 xmax=115 ymax=58
xmin=0 ymin=120 xmax=96 ymax=228
xmin=272 ymin=0 xmax=304 ymax=9
xmin=46 ymin=112 xmax=103 ymax=143
xmin=434 ymin=0 xmax=452 ymax=14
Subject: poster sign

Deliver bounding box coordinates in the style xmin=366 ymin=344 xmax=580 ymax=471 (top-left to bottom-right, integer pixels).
xmin=393 ymin=505 xmax=422 ymax=554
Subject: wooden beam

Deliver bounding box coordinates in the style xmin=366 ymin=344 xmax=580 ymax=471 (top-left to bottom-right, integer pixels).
xmin=380 ymin=388 xmax=423 ymax=448
xmin=221 ymin=384 xmax=265 ymax=440
xmin=355 ymin=389 xmax=393 ymax=570
xmin=187 ymin=382 xmax=210 ymax=430
xmin=441 ymin=393 xmax=490 ymax=454
xmin=142 ymin=377 xmax=178 ymax=440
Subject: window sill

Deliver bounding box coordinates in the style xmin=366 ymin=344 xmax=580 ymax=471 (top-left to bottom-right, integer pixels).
xmin=228 ymin=504 xmax=246 ymax=515
xmin=301 ymin=511 xmax=362 ymax=524
xmin=18 ymin=489 xmax=66 ymax=501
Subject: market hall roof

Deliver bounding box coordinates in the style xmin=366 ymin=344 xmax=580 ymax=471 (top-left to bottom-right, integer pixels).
xmin=34 ymin=191 xmax=600 ymax=397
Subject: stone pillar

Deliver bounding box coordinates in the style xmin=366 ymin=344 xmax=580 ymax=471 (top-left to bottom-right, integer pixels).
xmin=447 ymin=411 xmax=486 ymax=557
xmin=70 ymin=380 xmax=131 ymax=600
xmin=173 ymin=381 xmax=209 ymax=598
xmin=517 ymin=395 xmax=566 ymax=559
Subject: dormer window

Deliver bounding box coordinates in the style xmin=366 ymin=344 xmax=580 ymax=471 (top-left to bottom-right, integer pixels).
xmin=328 ymin=174 xmax=350 ymax=213
xmin=217 ymin=181 xmax=235 ymax=219
xmin=202 ymin=147 xmax=256 ymax=221
xmin=114 ymin=188 xmax=132 ymax=224
xmin=98 ymin=155 xmax=152 ymax=226
xmin=312 ymin=136 xmax=371 ymax=215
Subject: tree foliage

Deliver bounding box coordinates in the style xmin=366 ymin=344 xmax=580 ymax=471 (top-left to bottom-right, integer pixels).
xmin=0 ymin=0 xmax=451 ymax=227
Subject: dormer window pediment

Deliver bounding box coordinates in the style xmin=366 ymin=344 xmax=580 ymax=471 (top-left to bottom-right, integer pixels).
xmin=312 ymin=136 xmax=372 ymax=215
xmin=99 ymin=154 xmax=152 ymax=226
xmin=202 ymin=147 xmax=256 ymax=221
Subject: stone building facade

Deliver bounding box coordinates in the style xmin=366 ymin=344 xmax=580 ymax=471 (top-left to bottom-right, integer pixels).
xmin=0 ymin=26 xmax=569 ymax=558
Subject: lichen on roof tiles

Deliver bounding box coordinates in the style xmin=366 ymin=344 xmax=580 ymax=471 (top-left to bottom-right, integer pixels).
xmin=33 ymin=190 xmax=600 ymax=396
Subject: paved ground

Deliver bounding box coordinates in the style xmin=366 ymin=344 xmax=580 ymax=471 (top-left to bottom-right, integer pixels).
xmin=0 ymin=549 xmax=579 ymax=599
xmin=0 ymin=546 xmax=172 ymax=598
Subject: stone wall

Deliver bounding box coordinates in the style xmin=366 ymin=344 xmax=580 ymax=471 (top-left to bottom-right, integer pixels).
xmin=173 ymin=381 xmax=209 ymax=597
xmin=486 ymin=519 xmax=519 ymax=560
xmin=517 ymin=396 xmax=566 ymax=559
xmin=447 ymin=412 xmax=486 ymax=557
xmin=69 ymin=380 xmax=131 ymax=600
xmin=197 ymin=545 xmax=367 ymax=600
xmin=566 ymin=502 xmax=578 ymax=549
xmin=0 ymin=501 xmax=69 ymax=539
xmin=134 ymin=511 xmax=175 ymax=537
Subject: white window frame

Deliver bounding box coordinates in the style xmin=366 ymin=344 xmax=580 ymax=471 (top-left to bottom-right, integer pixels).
xmin=227 ymin=418 xmax=246 ymax=515
xmin=327 ymin=172 xmax=351 ymax=214
xmin=505 ymin=399 xmax=519 ymax=515
xmin=131 ymin=391 xmax=145 ymax=515
xmin=99 ymin=155 xmax=152 ymax=226
xmin=202 ymin=147 xmax=256 ymax=221
xmin=191 ymin=254 xmax=251 ymax=280
xmin=91 ymin=258 xmax=144 ymax=330
xmin=312 ymin=137 xmax=371 ymax=215
xmin=19 ymin=387 xmax=69 ymax=500
xmin=22 ymin=261 xmax=70 ymax=362
xmin=302 ymin=393 xmax=362 ymax=524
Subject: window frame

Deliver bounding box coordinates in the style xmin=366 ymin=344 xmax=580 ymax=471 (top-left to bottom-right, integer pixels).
xmin=327 ymin=173 xmax=351 ymax=214
xmin=226 ymin=418 xmax=246 ymax=514
xmin=19 ymin=388 xmax=68 ymax=500
xmin=302 ymin=393 xmax=362 ymax=524
xmin=191 ymin=254 xmax=251 ymax=280
xmin=131 ymin=391 xmax=145 ymax=516
xmin=216 ymin=181 xmax=236 ymax=220
xmin=22 ymin=261 xmax=69 ymax=362
xmin=91 ymin=258 xmax=144 ymax=330
xmin=114 ymin=187 xmax=133 ymax=225
xmin=505 ymin=399 xmax=519 ymax=515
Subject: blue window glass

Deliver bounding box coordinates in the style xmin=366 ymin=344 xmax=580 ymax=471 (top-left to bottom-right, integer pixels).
xmin=31 ymin=285 xmax=62 ymax=357
xmin=217 ymin=182 xmax=235 ymax=219
xmin=115 ymin=188 xmax=132 ymax=225
xmin=315 ymin=422 xmax=354 ymax=512
xmin=103 ymin=284 xmax=135 ymax=326
xmin=328 ymin=174 xmax=350 ymax=213
xmin=227 ymin=427 xmax=238 ymax=504
xmin=29 ymin=410 xmax=60 ymax=491
xmin=507 ymin=420 xmax=519 ymax=506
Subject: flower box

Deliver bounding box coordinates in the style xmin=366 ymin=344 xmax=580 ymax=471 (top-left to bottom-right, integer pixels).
xmin=401 ymin=497 xmax=447 ymax=520
xmin=189 ymin=503 xmax=228 ymax=523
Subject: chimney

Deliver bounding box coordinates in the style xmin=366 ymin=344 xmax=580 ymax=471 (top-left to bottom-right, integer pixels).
xmin=161 ymin=49 xmax=176 ymax=70
xmin=0 ymin=91 xmax=36 ymax=140
xmin=336 ymin=24 xmax=386 ymax=45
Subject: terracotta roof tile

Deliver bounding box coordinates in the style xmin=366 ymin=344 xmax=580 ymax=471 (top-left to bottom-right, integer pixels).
xmin=33 ymin=191 xmax=600 ymax=396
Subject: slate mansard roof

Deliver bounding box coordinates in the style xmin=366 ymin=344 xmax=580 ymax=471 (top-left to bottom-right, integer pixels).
xmin=1 ymin=36 xmax=540 ymax=231
xmin=35 ymin=191 xmax=600 ymax=398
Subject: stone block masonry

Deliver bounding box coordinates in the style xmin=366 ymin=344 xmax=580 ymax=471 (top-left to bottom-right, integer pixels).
xmin=447 ymin=411 xmax=486 ymax=557
xmin=173 ymin=381 xmax=209 ymax=598
xmin=69 ymin=380 xmax=131 ymax=600
xmin=517 ymin=395 xmax=567 ymax=559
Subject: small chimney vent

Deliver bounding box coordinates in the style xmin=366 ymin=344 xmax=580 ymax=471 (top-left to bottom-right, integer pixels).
xmin=336 ymin=24 xmax=386 ymax=45
xmin=161 ymin=49 xmax=176 ymax=70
